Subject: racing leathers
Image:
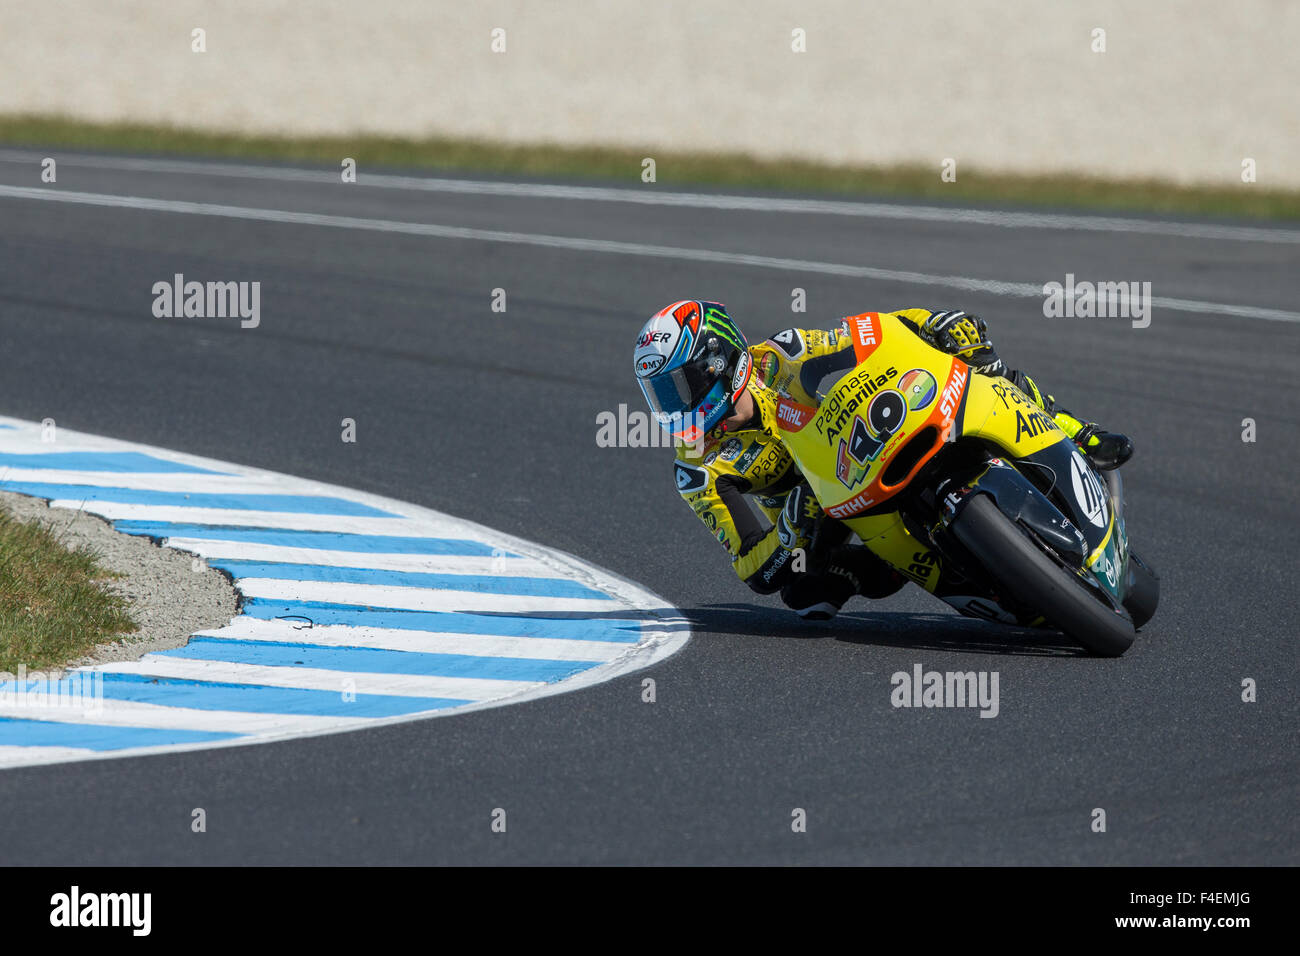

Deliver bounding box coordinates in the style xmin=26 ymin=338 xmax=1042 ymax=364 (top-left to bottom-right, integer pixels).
xmin=671 ymin=308 xmax=1121 ymax=616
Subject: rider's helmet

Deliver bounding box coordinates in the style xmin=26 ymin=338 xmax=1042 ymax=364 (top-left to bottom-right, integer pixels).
xmin=633 ymin=300 xmax=752 ymax=443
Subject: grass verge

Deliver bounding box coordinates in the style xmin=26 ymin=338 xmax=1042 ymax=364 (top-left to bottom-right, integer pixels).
xmin=0 ymin=506 xmax=136 ymax=672
xmin=3 ymin=114 xmax=1298 ymax=221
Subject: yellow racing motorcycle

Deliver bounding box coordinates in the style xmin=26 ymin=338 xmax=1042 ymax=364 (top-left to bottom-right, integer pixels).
xmin=776 ymin=312 xmax=1158 ymax=656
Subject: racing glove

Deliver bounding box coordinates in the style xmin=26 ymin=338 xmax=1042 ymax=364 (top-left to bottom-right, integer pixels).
xmin=920 ymin=311 xmax=1007 ymax=376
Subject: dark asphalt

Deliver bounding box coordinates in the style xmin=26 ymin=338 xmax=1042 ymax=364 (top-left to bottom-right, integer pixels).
xmin=0 ymin=151 xmax=1295 ymax=864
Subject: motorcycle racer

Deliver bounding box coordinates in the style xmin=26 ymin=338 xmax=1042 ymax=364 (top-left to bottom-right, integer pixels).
xmin=633 ymin=299 xmax=1134 ymax=620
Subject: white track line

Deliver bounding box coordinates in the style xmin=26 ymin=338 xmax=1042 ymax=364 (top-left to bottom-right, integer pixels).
xmin=235 ymin=578 xmax=614 ymax=614
xmin=29 ymin=503 xmax=425 ymax=535
xmin=95 ymin=657 xmax=544 ymax=701
xmin=0 ymin=700 xmax=367 ymax=734
xmin=1 ymin=148 xmax=1294 ymax=245
xmin=164 ymin=539 xmax=552 ymax=576
xmin=1 ymin=185 xmax=1297 ymax=323
xmin=0 ymin=470 xmax=312 ymax=492
xmin=0 ymin=745 xmax=95 ymax=764
xmin=197 ymin=617 xmax=628 ymax=662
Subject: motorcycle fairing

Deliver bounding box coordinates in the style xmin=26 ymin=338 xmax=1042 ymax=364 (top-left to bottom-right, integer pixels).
xmin=773 ymin=311 xmax=1130 ymax=607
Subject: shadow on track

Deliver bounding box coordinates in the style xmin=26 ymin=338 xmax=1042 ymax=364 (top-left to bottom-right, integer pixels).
xmin=456 ymin=604 xmax=1084 ymax=656
xmin=688 ymin=603 xmax=1086 ymax=657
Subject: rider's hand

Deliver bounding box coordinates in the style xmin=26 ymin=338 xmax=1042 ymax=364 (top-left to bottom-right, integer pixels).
xmin=921 ymin=311 xmax=1006 ymax=375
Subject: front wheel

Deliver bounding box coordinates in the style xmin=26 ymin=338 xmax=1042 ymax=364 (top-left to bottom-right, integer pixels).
xmin=950 ymin=494 xmax=1136 ymax=656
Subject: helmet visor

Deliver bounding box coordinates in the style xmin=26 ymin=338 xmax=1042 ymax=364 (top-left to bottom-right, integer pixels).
xmin=640 ymin=356 xmax=716 ymax=420
xmin=640 ymin=368 xmax=729 ymax=439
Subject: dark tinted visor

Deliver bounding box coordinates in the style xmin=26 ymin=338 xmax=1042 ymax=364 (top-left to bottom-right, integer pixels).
xmin=640 ymin=357 xmax=718 ymax=422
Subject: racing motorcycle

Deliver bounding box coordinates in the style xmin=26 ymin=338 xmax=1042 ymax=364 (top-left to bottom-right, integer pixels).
xmin=775 ymin=312 xmax=1158 ymax=656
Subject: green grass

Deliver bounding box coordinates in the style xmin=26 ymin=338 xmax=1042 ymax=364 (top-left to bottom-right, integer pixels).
xmin=0 ymin=506 xmax=136 ymax=672
xmin=3 ymin=114 xmax=1298 ymax=221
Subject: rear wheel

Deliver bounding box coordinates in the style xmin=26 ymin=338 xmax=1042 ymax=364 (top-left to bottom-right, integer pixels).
xmin=950 ymin=494 xmax=1135 ymax=656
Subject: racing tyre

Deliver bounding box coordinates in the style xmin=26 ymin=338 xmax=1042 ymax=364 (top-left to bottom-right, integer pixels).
xmin=951 ymin=494 xmax=1136 ymax=657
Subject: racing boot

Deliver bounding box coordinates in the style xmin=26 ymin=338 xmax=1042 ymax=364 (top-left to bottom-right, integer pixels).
xmin=1009 ymin=371 xmax=1134 ymax=470
xmin=780 ymin=546 xmax=905 ymax=621
xmin=1053 ymin=413 xmax=1134 ymax=471
xmin=831 ymin=545 xmax=908 ymax=600
xmin=781 ymin=563 xmax=859 ymax=621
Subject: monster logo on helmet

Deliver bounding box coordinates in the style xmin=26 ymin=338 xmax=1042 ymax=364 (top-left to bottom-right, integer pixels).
xmin=633 ymin=300 xmax=750 ymax=442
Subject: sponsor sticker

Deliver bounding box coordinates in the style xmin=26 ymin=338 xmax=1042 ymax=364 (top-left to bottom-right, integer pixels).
xmin=817 ymin=365 xmax=899 ymax=443
xmin=1095 ymin=547 xmax=1119 ymax=587
xmin=734 ymin=440 xmax=764 ymax=474
xmin=636 ymin=328 xmax=673 ymax=348
xmin=674 ymin=461 xmax=708 ymax=493
xmin=776 ymin=398 xmax=815 ymax=431
xmin=731 ymin=350 xmax=751 ymax=395
xmin=1070 ymin=451 xmax=1108 ymax=528
xmin=826 ymin=491 xmax=875 ymax=519
xmin=635 ymin=353 xmax=666 ymax=377
xmin=768 ymin=328 xmax=805 ymax=358
xmin=899 ymin=368 xmax=938 ymax=411
xmin=939 ymin=362 xmax=968 ymax=421
xmin=846 ymin=313 xmax=883 ymax=361
xmin=832 ymin=388 xmax=908 ymax=490
xmin=1014 ymin=408 xmax=1056 ymax=442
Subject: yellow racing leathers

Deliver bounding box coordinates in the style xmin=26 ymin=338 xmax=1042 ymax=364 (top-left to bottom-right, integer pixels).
xmin=672 ymin=310 xmax=1082 ymax=604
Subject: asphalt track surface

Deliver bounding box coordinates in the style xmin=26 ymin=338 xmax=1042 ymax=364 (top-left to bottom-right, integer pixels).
xmin=0 ymin=151 xmax=1296 ymax=864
